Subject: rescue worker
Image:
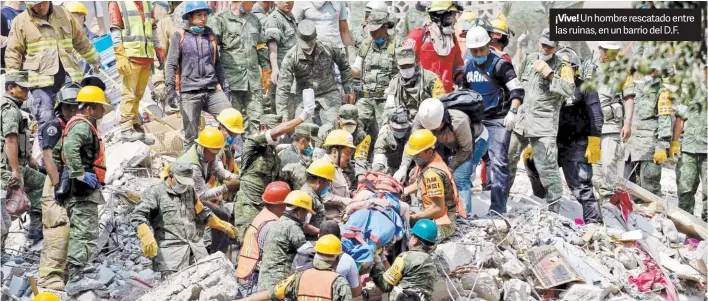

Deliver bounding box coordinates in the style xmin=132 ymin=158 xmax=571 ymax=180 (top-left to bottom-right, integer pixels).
xmin=463 ymin=26 xmax=524 ymax=216
xmin=292 ymin=1 xmax=353 ymax=55
xmin=165 ymin=1 xmax=232 ymax=149
xmin=524 ymin=49 xmax=604 ymax=224
xmin=279 ymin=123 xmax=320 ymax=190
xmin=132 ymin=161 xmax=238 ymax=280
xmin=385 ymin=46 xmax=445 ymax=120
xmin=396 ymin=1 xmax=430 ymax=44
xmin=321 ymin=130 xmax=359 ymax=212
xmin=153 ymin=2 xmax=187 ymax=113
xmin=109 ymin=0 xmax=158 ymax=144
xmin=351 ymin=1 xmax=389 ymax=55
xmin=454 ymin=11 xmax=476 ymax=55
xmin=1 ymin=72 xmax=46 ymax=244
xmin=300 ymin=159 xmax=336 ymax=232
xmin=264 ymin=1 xmax=296 ymax=112
xmin=65 ymin=2 xmax=97 ymax=41
xmin=373 ymin=107 xmax=413 ymax=174
xmin=1 ymin=1 xmax=24 ymax=71
xmin=673 ymin=80 xmax=707 ymax=218
xmin=251 ymin=1 xmax=274 ymax=114
xmin=402 ymin=129 xmax=465 ymax=241
xmin=37 ymin=82 xmax=82 ymax=290
xmin=59 ymin=86 xmax=112 ymax=293
xmin=216 ymin=108 xmax=245 ymax=177
xmin=210 ymin=1 xmax=270 ymax=134
xmin=238 ymin=234 xmax=352 ymax=301
xmin=351 ymin=10 xmax=397 ymax=141
xmin=236 ymin=181 xmax=291 ymax=298
xmin=488 ymin=15 xmax=512 ymax=62
xmin=624 ymin=61 xmax=672 ymax=198
xmin=257 ymin=190 xmax=316 ymax=291
xmin=506 ymin=28 xmax=576 ymax=213
xmin=395 ymin=99 xmax=473 ymax=218
xmin=233 ymin=94 xmax=315 ymax=241
xmin=5 ymin=1 xmax=101 ymax=146
xmin=32 ymin=292 xmax=61 ymax=301
xmin=591 ymin=41 xmax=636 ymax=203
xmin=370 ymin=219 xmax=437 ymax=301
xmin=252 ymin=2 xmax=273 ymax=26
xmin=403 ymin=1 xmax=465 ymax=93
xmin=275 ymin=19 xmax=354 ymax=126
xmin=317 ymin=105 xmax=368 ymax=150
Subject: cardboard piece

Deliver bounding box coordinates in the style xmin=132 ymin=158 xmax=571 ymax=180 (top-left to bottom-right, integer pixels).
xmin=527 ymin=245 xmax=583 ymax=289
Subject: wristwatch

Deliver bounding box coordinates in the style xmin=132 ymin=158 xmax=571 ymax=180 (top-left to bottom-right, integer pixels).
xmin=511 ymin=108 xmax=518 ymax=114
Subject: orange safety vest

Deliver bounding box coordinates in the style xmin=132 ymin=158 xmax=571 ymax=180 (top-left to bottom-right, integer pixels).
xmin=60 ymin=116 xmax=106 ymax=184
xmin=414 ymin=153 xmax=466 ymax=225
xmin=236 ymin=208 xmax=279 ymax=279
xmin=297 ymin=268 xmax=340 ymax=301
xmin=208 ymin=150 xmax=236 ymax=187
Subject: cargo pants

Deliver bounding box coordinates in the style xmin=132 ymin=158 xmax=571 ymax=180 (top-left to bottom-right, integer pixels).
xmin=591 ymin=133 xmax=625 ymax=203
xmin=180 ymin=89 xmax=232 ymax=149
xmin=508 ymin=134 xmax=563 ymax=208
xmin=38 ymin=177 xmax=70 ymax=290
xmin=231 ymin=89 xmax=264 ymax=135
xmin=0 ymin=166 xmax=46 ymax=237
xmin=676 ymin=152 xmax=708 ymax=215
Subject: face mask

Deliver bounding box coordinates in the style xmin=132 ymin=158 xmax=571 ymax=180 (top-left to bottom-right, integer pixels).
xmin=239 ymin=6 xmax=245 ymax=13
xmin=320 ymin=184 xmax=330 ymax=196
xmin=191 ymin=26 xmax=205 ymax=33
xmin=541 ymin=53 xmax=554 ymax=62
xmin=399 ymin=67 xmax=416 ymax=79
xmin=471 ymin=55 xmax=488 ymax=65
xmin=303 ymin=145 xmax=313 ymax=156
xmin=414 ymin=156 xmax=426 ymax=165
xmin=343 ymin=124 xmax=357 ymax=134
xmin=375 ymin=37 xmax=385 ymax=46
xmin=19 ymin=4 xmax=27 ymax=11
xmin=170 ymin=182 xmax=189 ymax=194
xmin=392 ymin=130 xmax=408 ymax=139
xmin=226 ymin=135 xmax=240 ymax=146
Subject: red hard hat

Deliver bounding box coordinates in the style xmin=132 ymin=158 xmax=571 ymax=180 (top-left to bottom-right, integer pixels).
xmin=262 ymin=181 xmax=291 ymax=204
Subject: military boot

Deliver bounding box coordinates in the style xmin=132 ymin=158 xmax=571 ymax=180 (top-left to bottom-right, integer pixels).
xmin=120 ymin=127 xmax=155 ymax=145
xmin=133 ymin=124 xmax=156 ymax=145
xmin=27 ymin=214 xmax=44 ymax=245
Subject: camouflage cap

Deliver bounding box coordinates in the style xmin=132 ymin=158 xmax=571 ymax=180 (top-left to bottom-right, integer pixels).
xmin=366 ymin=11 xmax=389 ymax=32
xmin=338 ymin=104 xmax=358 ymax=124
xmin=297 ymin=19 xmax=317 ymax=42
xmin=261 ymin=114 xmax=282 ymax=127
xmin=389 ymin=107 xmax=411 ymax=130
xmin=396 ymin=46 xmax=416 ymax=65
xmin=295 ymin=122 xmax=320 ymax=138
xmin=5 ymin=71 xmax=31 ymax=88
xmin=170 ymin=161 xmax=195 ymax=186
xmin=539 ymin=28 xmax=557 ymax=48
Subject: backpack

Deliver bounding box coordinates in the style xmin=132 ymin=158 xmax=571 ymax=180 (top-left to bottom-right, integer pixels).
xmin=175 ymin=29 xmax=218 ymax=91
xmin=439 ymin=88 xmax=485 ymax=124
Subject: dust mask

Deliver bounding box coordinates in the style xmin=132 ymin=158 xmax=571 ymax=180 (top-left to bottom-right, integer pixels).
xmin=399 ymin=67 xmax=416 ymax=79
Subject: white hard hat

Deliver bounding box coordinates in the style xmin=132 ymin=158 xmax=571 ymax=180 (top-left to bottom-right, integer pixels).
xmin=598 ymin=41 xmax=621 ymax=50
xmin=366 ymin=1 xmax=388 ymax=13
xmin=418 ymin=98 xmax=445 ymax=130
xmin=466 ymin=26 xmax=491 ymax=49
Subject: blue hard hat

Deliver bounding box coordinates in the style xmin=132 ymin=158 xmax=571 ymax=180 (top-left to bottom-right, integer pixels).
xmin=182 ymin=1 xmax=212 ymax=20
xmin=410 ymin=219 xmax=438 ymax=244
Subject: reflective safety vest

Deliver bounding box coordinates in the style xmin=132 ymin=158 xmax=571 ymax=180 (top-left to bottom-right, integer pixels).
xmin=414 ymin=153 xmax=465 ymax=224
xmin=236 ymin=208 xmax=279 ymax=279
xmin=118 ymin=1 xmax=155 ymax=59
xmin=0 ymin=97 xmax=31 ymax=167
xmin=297 ymin=268 xmax=340 ymax=301
xmin=464 ymin=51 xmax=503 ymax=111
xmin=60 ymin=116 xmax=106 ymax=183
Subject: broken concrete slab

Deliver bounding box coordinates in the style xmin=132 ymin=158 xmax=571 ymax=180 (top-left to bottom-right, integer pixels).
xmin=502 ymin=279 xmax=530 ymax=301
xmin=460 ymin=272 xmax=500 ymax=301
xmin=561 ymin=284 xmax=604 ymax=301
xmin=435 ymin=243 xmax=475 ymax=272
xmin=8 ymin=275 xmax=29 ymax=297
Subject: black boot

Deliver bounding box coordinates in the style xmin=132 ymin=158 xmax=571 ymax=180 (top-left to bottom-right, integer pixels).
xmin=27 ymin=213 xmax=44 ymax=245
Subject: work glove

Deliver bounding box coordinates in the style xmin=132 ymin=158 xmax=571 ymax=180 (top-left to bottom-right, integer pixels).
xmin=168 ymin=89 xmax=180 ymax=109
xmin=152 ymin=81 xmax=167 ymax=104
xmin=559 ymin=62 xmax=575 ymax=83
xmin=226 ymin=176 xmax=240 ymax=192
xmin=653 ymin=148 xmax=667 ymax=164
xmin=76 ymin=172 xmax=98 ymax=189
xmin=669 ymin=141 xmax=681 ymax=161
xmin=393 ymin=168 xmax=408 ymax=184
xmin=522 ymin=146 xmax=533 ymax=162
xmin=503 ymin=110 xmax=516 ymax=131
xmin=585 ymin=136 xmax=601 ymax=164
xmin=261 ymin=68 xmax=272 ymax=93
xmin=207 ymin=215 xmax=238 ymax=239
xmin=300 ymin=88 xmax=316 ymax=120
xmin=533 ymin=60 xmax=554 ymax=78
xmin=136 ymin=224 xmax=158 ymax=258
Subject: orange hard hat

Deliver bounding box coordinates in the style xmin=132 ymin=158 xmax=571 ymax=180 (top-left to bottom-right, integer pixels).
xmin=262 ymin=181 xmax=292 ymax=204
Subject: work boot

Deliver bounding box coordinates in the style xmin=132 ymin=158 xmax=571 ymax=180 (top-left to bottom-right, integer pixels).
xmin=120 ymin=127 xmax=146 ymax=143
xmin=133 ymin=124 xmax=156 ymax=146
xmin=27 ymin=215 xmax=44 ymax=245
xmin=65 ymin=266 xmax=104 ymax=296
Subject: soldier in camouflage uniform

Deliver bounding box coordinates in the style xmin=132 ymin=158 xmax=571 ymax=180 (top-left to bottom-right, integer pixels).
xmin=1 ymin=72 xmax=46 ymax=243
xmin=373 ymin=107 xmax=412 ymax=174
xmin=386 ymin=46 xmax=445 ymax=120
xmin=624 ymin=61 xmax=673 ymax=198
xmin=250 ymin=1 xmax=275 ymax=114
xmin=264 ymin=1 xmax=297 ymax=113
xmin=279 ymin=123 xmax=319 ymax=167
xmin=299 ymin=159 xmax=335 ymax=233
xmin=317 ymin=105 xmax=367 ymax=148
xmin=673 ymin=80 xmax=708 ymax=218
xmin=507 ymin=29 xmax=576 ymax=211
xmin=352 ymin=11 xmax=397 ymax=143
xmin=210 ymin=1 xmax=270 ymax=134
xmin=395 ymin=1 xmax=430 ymax=45
xmin=275 ymin=19 xmax=354 ymax=126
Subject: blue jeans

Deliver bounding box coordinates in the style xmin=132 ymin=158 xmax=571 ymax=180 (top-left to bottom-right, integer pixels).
xmin=453 ymin=155 xmax=475 ymax=217
xmin=482 ymin=119 xmax=512 ymax=214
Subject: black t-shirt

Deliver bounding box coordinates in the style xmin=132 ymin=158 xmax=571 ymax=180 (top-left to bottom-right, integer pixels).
xmin=40 ymin=118 xmax=63 ymax=150
xmin=557 ymin=78 xmax=603 ymax=142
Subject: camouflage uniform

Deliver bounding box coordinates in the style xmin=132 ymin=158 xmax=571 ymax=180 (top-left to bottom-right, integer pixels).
xmin=676 ymin=86 xmax=708 ymax=214
xmin=386 ymin=47 xmax=445 ymax=120
xmin=257 ymin=213 xmax=307 ymax=291
xmin=264 ymin=7 xmax=299 ymax=113
xmin=372 ymin=123 xmax=411 ymax=174
xmin=130 ymin=181 xmax=211 ymax=274
xmin=300 ymin=183 xmax=327 ymax=230
xmin=210 ymin=9 xmax=270 ymax=134
xmin=278 ymin=123 xmax=319 ymax=168
xmin=624 ymin=76 xmax=672 ymax=197
xmin=275 ymin=20 xmax=353 ymax=126
xmin=279 ymin=161 xmax=309 ymax=190
xmin=507 ymin=50 xmax=576 ymax=206
xmin=0 ymin=89 xmax=45 ymax=239
xmin=234 ymin=115 xmax=282 ymax=240
xmin=370 ymin=249 xmax=436 ymax=301
xmin=269 ymin=267 xmax=352 ymax=301
xmin=317 ymin=105 xmax=371 ymax=180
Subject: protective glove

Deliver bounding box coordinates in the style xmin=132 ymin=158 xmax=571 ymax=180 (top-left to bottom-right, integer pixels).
xmin=559 ymin=62 xmax=575 ymax=83
xmin=533 ymin=60 xmax=553 ymax=78
xmin=152 ymin=81 xmax=167 ymax=104
xmin=385 ymin=95 xmax=396 ymax=110
xmin=136 ymin=224 xmax=158 ymax=258
xmin=653 ymin=148 xmax=667 ymax=164
xmin=522 ymin=146 xmax=533 ymax=162
xmin=207 ymin=215 xmax=238 ymax=239
xmin=503 ymin=110 xmax=516 ymax=131
xmin=76 ymin=172 xmax=98 ymax=189
xmin=393 ymin=168 xmax=407 ymax=184
xmin=585 ymin=136 xmax=601 ymax=164
xmin=168 ymin=89 xmax=180 ymax=109
xmin=669 ymin=141 xmax=681 ymax=160
xmin=352 ymin=56 xmax=363 ymax=72
xmin=300 ymin=88 xmax=316 ymax=120
xmin=225 ymin=176 xmax=240 ymax=192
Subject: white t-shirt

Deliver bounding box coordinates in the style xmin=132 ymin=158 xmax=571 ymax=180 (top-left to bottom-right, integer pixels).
xmin=293 ymin=1 xmax=348 ymax=48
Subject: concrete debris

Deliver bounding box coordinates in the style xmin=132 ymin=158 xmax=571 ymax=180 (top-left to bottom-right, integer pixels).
xmin=460 ymin=272 xmax=500 ymax=301
xmin=435 ymin=242 xmax=475 ymax=272
xmin=561 ymin=284 xmax=604 ymax=301
xmin=501 ymin=279 xmax=530 ymax=301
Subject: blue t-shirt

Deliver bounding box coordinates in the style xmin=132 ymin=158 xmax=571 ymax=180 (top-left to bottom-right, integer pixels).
xmin=2 ymin=6 xmax=23 ymax=71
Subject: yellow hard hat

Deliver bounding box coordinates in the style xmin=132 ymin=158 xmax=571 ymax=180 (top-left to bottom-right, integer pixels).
xmin=76 ymin=86 xmax=113 ymax=113
xmin=284 ymin=190 xmax=316 ymax=214
xmin=195 ymin=127 xmax=226 ymax=149
xmin=490 ymin=18 xmax=509 ymax=35
xmin=427 ymin=1 xmax=459 ymax=12
xmin=33 ymin=292 xmax=61 ymax=301
xmin=405 ymin=129 xmax=437 ymax=156
xmin=216 ymin=108 xmax=245 ymax=134
xmin=459 ymin=11 xmax=476 ymax=22
xmin=306 ymin=159 xmax=336 ymax=181
xmin=314 ymin=234 xmax=343 ymax=256
xmin=323 ymin=129 xmax=356 ymax=149
xmin=65 ymin=1 xmax=88 ymax=15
